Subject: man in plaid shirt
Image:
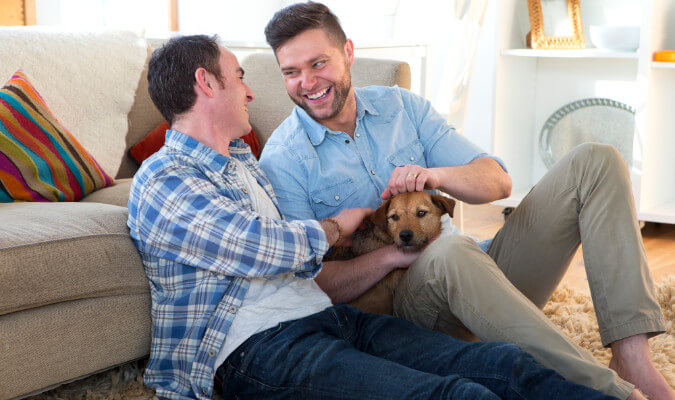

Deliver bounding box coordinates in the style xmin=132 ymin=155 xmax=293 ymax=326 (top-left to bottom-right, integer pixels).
xmin=127 ymin=34 xmax=620 ymax=400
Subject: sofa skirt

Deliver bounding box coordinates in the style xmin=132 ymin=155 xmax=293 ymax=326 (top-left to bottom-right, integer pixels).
xmin=0 ymin=293 xmax=151 ymax=399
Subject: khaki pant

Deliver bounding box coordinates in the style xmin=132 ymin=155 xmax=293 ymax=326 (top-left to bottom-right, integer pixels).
xmin=393 ymin=143 xmax=665 ymax=399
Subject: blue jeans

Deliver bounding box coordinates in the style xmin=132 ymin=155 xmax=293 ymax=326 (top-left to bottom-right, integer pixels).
xmin=216 ymin=304 xmax=618 ymax=399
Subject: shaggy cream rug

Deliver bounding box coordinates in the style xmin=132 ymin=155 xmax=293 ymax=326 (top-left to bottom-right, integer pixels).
xmin=542 ymin=275 xmax=675 ymax=387
xmin=29 ymin=277 xmax=675 ymax=399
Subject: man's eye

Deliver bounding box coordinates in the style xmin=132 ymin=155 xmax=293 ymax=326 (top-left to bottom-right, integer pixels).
xmin=283 ymin=71 xmax=298 ymax=77
xmin=417 ymin=210 xmax=427 ymax=218
xmin=390 ymin=214 xmax=399 ymax=221
xmin=314 ymin=61 xmax=325 ymax=68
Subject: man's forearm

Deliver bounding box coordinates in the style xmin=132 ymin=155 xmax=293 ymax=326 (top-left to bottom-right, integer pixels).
xmin=319 ymin=218 xmax=341 ymax=246
xmin=315 ymin=246 xmax=408 ymax=304
xmin=434 ymin=157 xmax=511 ymax=204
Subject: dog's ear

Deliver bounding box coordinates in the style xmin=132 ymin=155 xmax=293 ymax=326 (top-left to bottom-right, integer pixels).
xmin=369 ymin=199 xmax=391 ymax=231
xmin=431 ymin=195 xmax=456 ymax=217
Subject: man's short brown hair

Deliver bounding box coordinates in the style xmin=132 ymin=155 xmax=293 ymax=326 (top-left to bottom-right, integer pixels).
xmin=147 ymin=35 xmax=223 ymax=125
xmin=265 ymin=2 xmax=347 ymax=53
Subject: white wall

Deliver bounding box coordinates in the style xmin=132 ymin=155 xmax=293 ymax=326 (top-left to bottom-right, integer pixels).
xmin=35 ymin=0 xmax=168 ymax=36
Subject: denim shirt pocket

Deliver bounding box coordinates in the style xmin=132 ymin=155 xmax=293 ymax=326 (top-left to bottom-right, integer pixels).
xmin=387 ymin=139 xmax=427 ymax=168
xmin=309 ymin=177 xmax=357 ymax=212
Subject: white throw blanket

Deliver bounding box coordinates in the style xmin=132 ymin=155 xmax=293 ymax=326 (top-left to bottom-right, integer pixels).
xmin=0 ymin=27 xmax=147 ymax=177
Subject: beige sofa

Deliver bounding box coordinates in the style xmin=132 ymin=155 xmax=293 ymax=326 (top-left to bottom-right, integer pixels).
xmin=0 ymin=32 xmax=410 ymax=399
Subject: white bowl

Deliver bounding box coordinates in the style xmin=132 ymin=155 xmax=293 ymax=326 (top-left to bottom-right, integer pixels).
xmin=589 ymin=25 xmax=641 ymax=52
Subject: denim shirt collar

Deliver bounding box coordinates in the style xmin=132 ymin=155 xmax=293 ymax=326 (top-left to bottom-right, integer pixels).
xmin=164 ymin=129 xmax=249 ymax=173
xmin=297 ymin=88 xmax=380 ymax=146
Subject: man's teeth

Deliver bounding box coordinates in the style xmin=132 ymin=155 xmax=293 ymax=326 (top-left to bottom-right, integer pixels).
xmin=307 ymin=87 xmax=329 ymax=100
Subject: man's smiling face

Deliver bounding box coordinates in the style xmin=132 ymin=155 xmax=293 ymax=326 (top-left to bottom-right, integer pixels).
xmin=275 ymin=28 xmax=353 ymax=123
xmin=212 ymin=46 xmax=255 ymax=138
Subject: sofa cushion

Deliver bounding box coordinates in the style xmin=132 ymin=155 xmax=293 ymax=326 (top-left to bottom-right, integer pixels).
xmin=0 ymin=70 xmax=115 ymax=202
xmin=81 ymin=178 xmax=132 ymax=207
xmin=117 ymin=45 xmax=166 ymax=180
xmin=129 ymin=121 xmax=170 ymax=165
xmin=0 ymin=202 xmax=148 ymax=316
xmin=0 ymin=28 xmax=147 ymax=179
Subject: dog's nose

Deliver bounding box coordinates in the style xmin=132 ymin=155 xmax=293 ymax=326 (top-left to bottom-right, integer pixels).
xmin=399 ymin=230 xmax=413 ymax=243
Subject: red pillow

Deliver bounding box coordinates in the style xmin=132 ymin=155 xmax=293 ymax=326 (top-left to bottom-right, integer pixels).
xmin=129 ymin=121 xmax=261 ymax=164
xmin=243 ymin=127 xmax=261 ymax=158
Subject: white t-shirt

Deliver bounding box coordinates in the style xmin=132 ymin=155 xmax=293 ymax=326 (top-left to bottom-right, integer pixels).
xmin=215 ymin=158 xmax=332 ymax=367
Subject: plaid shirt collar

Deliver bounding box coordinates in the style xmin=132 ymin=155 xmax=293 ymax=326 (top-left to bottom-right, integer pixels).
xmin=164 ymin=129 xmax=252 ymax=172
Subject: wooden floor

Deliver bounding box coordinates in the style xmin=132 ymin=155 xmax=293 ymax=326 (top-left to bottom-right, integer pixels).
xmin=457 ymin=203 xmax=675 ymax=295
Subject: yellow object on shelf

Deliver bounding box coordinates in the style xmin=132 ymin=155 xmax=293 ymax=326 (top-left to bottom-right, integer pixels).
xmin=654 ymin=50 xmax=675 ymax=62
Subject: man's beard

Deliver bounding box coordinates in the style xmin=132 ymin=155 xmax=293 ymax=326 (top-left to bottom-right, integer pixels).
xmin=293 ymin=69 xmax=352 ymax=122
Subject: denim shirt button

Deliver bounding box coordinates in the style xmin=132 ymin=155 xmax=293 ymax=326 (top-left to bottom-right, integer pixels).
xmin=371 ymin=170 xmax=376 ymax=175
xmin=334 ymin=195 xmax=340 ymax=201
xmin=202 ymin=388 xmax=209 ymax=395
xmin=410 ymin=156 xmax=415 ymax=161
xmin=229 ymin=305 xmax=238 ymax=313
xmin=356 ymin=133 xmax=361 ymax=138
xmin=242 ymin=188 xmax=248 ymax=194
xmin=208 ymin=349 xmax=216 ymax=357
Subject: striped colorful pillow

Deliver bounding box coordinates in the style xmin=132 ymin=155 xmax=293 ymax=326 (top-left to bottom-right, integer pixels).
xmin=0 ymin=70 xmax=114 ymax=202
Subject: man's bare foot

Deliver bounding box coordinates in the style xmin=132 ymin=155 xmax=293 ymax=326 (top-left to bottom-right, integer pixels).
xmin=626 ymin=389 xmax=648 ymax=400
xmin=610 ymin=334 xmax=675 ymax=400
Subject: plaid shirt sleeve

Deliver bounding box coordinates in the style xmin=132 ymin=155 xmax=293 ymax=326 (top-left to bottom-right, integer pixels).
xmin=135 ymin=163 xmax=329 ymax=279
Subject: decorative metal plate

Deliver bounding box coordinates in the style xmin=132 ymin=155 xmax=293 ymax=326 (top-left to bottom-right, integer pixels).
xmin=539 ymin=98 xmax=635 ymax=169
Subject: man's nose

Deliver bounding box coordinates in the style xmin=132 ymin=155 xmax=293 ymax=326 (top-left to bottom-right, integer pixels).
xmin=301 ymin=71 xmax=316 ymax=90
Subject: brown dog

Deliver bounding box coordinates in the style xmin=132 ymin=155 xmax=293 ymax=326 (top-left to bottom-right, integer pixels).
xmin=326 ymin=192 xmax=456 ymax=315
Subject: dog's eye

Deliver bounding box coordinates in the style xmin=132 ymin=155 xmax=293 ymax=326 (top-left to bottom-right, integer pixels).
xmin=417 ymin=210 xmax=427 ymax=218
xmin=389 ymin=214 xmax=399 ymax=221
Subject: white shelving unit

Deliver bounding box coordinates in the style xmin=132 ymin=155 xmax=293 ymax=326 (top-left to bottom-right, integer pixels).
xmin=491 ymin=0 xmax=675 ymax=224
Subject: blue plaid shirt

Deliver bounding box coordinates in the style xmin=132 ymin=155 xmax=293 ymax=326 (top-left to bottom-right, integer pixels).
xmin=127 ymin=130 xmax=329 ymax=400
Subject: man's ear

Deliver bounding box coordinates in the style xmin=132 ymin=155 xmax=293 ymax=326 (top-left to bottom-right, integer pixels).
xmin=370 ymin=199 xmax=391 ymax=231
xmin=431 ymin=195 xmax=456 ymax=218
xmin=344 ymin=39 xmax=355 ymax=68
xmin=194 ymin=67 xmax=214 ymax=97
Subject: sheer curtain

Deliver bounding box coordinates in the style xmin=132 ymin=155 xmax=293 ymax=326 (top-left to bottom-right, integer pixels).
xmin=445 ymin=0 xmax=488 ymax=135
xmin=446 ymin=0 xmax=488 ymax=232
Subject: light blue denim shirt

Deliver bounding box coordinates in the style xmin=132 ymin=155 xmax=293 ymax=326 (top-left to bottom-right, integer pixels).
xmin=259 ymin=86 xmax=507 ymax=251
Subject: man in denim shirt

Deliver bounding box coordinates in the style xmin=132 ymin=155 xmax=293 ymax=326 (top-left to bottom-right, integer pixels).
xmin=128 ymin=34 xmax=619 ymax=400
xmin=259 ymin=3 xmax=672 ymax=400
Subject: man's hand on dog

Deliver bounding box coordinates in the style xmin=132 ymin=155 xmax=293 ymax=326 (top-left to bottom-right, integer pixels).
xmin=381 ymin=164 xmax=441 ymax=200
xmin=383 ymin=244 xmax=425 ymax=269
xmin=332 ymin=208 xmax=375 ymax=247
